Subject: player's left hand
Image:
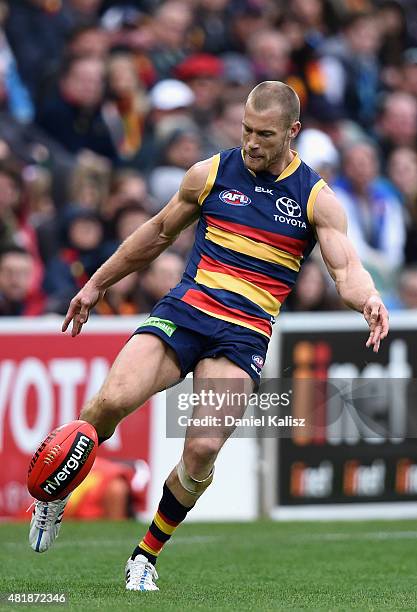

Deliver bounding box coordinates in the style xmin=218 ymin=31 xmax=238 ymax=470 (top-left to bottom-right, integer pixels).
xmin=363 ymin=294 xmax=389 ymax=353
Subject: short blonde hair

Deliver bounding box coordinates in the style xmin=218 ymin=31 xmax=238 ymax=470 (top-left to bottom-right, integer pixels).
xmin=247 ymin=81 xmax=300 ymax=126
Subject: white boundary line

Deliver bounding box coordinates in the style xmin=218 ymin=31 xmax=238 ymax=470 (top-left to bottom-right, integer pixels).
xmin=277 ymin=309 xmax=417 ymax=332
xmin=1 ymin=309 xmax=416 ymax=334
xmin=0 ymin=315 xmax=146 ymax=334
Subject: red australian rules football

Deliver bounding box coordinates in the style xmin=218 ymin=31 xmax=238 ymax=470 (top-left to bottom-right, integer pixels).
xmin=27 ymin=420 xmax=98 ymax=502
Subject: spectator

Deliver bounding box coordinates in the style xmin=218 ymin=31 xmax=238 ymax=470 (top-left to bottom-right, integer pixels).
xmin=156 ymin=127 xmax=202 ymax=171
xmin=0 ymin=245 xmax=44 ymax=316
xmin=377 ymin=0 xmax=409 ymax=70
xmin=0 ymin=162 xmax=23 ymax=248
xmin=3 ymin=0 xmax=417 ymax=317
xmin=64 ymin=456 xmax=146 ymax=520
xmin=138 ymin=78 xmax=196 ymax=171
xmin=68 ymin=151 xmax=111 ymax=211
xmin=148 ymin=166 xmax=186 ymax=212
xmin=396 ymin=266 xmax=417 ymax=309
xmin=102 ymin=169 xmax=151 ymax=225
xmin=148 ymin=127 xmax=202 ymax=211
xmin=100 ymin=6 xmax=157 ymax=88
xmin=113 ymin=204 xmax=150 ymax=242
xmin=35 ymin=55 xmax=118 ymax=159
xmin=65 ymin=23 xmax=110 ymax=60
xmin=69 ymin=0 xmax=103 ymax=20
xmin=43 ymin=208 xmax=114 ymax=314
xmin=5 ymin=0 xmax=74 ymax=100
xmin=35 ymin=151 xmax=111 ymax=264
xmin=247 ymin=29 xmax=291 ymax=82
xmin=149 ymin=1 xmax=193 ymax=78
xmin=375 ymin=92 xmax=417 ymax=163
xmin=296 ymin=127 xmax=339 ymax=183
xmin=285 ymin=0 xmax=338 ymax=38
xmin=399 ymin=48 xmax=417 ymax=99
xmin=284 ymin=259 xmax=343 ymax=312
xmin=278 ymin=12 xmax=334 ymax=121
xmin=23 ymin=164 xmax=54 ymax=221
xmin=0 ymin=23 xmax=34 ymax=123
xmin=221 ymin=52 xmax=255 ymax=96
xmin=388 ymin=147 xmax=417 ymax=210
xmin=228 ymin=2 xmax=268 ymax=54
xmin=318 ymin=11 xmax=382 ymax=126
xmin=138 ymin=251 xmax=184 ymax=312
xmin=0 ymin=109 xmax=75 ymax=209
xmin=103 ymin=51 xmax=148 ymax=161
xmin=194 ymin=0 xmax=231 ymax=55
xmin=388 ymin=147 xmax=417 ymax=264
xmin=202 ymin=99 xmax=245 ymax=157
xmin=95 ymin=273 xmax=142 ymax=316
xmin=333 ymin=140 xmax=405 ymax=291
xmin=175 ymin=53 xmax=224 ymax=125
xmin=0 ymin=162 xmax=43 ymax=291
xmin=148 ymin=78 xmax=195 ymax=127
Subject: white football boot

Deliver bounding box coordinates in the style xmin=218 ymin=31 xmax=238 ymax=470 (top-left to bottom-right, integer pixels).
xmin=28 ymin=496 xmax=69 ymax=553
xmin=125 ymin=555 xmax=159 ymax=591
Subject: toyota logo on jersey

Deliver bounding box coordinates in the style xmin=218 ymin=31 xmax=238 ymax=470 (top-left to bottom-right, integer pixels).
xmin=275 ymin=197 xmax=301 ymax=218
xmin=219 ymin=190 xmax=251 ymax=206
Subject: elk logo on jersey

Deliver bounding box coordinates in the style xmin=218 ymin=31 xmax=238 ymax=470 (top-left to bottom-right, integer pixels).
xmin=275 ymin=197 xmax=301 ymax=218
xmin=219 ymin=190 xmax=251 ymax=206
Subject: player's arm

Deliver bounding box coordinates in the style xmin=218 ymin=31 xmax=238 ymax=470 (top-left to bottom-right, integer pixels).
xmin=62 ymin=158 xmax=211 ymax=336
xmin=314 ymin=185 xmax=389 ymax=353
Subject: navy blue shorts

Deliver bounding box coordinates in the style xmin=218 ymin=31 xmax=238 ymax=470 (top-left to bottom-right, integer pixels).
xmin=133 ymin=296 xmax=269 ymax=386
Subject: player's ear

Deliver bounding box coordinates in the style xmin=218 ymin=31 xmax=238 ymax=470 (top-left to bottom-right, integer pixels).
xmin=289 ymin=121 xmax=301 ymax=140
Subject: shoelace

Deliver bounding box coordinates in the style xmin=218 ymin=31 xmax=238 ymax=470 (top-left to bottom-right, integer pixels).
xmin=33 ymin=500 xmax=65 ymax=529
xmin=130 ymin=559 xmax=159 ymax=587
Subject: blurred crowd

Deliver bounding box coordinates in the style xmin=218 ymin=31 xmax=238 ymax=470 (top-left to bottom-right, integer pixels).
xmin=1 ymin=0 xmax=417 ymax=317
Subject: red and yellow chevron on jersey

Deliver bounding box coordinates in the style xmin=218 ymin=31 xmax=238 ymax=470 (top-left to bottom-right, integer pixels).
xmin=168 ymin=147 xmax=326 ymax=338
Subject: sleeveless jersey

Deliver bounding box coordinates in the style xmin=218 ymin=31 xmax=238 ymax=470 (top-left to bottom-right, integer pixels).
xmin=168 ymin=147 xmax=326 ymax=338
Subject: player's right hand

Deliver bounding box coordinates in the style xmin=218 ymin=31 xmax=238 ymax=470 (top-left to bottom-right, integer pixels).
xmin=62 ymin=283 xmax=105 ymax=337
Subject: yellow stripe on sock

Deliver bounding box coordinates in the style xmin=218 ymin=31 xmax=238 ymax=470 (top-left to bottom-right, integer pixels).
xmin=154 ymin=511 xmax=177 ymax=535
xmin=139 ymin=539 xmax=160 ymax=557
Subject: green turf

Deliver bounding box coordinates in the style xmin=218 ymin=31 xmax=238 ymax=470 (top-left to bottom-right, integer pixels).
xmin=1 ymin=519 xmax=417 ymax=611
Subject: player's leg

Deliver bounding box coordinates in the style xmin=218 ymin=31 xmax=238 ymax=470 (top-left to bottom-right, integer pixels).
xmin=127 ymin=356 xmax=253 ymax=591
xmin=168 ymin=357 xmax=254 ymax=505
xmin=79 ymin=333 xmax=182 ymax=441
xmin=30 ymin=333 xmax=182 ymax=554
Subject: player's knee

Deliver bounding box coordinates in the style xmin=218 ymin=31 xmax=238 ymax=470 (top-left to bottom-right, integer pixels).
xmin=184 ymin=438 xmax=221 ymax=475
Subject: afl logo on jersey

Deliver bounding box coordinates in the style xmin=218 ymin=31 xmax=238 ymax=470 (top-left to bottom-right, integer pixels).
xmin=275 ymin=197 xmax=301 ymax=218
xmin=219 ymin=190 xmax=251 ymax=206
xmin=252 ymin=355 xmax=264 ymax=368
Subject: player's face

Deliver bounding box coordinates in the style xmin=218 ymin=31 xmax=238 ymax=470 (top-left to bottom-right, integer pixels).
xmin=241 ymin=104 xmax=299 ymax=174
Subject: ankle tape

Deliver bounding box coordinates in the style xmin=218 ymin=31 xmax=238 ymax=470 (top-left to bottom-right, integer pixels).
xmin=176 ymin=457 xmax=214 ymax=496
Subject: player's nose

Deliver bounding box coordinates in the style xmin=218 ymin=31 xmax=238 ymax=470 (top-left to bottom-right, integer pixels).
xmin=248 ymin=138 xmax=260 ymax=150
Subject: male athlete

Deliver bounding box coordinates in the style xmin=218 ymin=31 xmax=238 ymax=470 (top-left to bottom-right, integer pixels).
xmin=29 ymin=81 xmax=389 ymax=591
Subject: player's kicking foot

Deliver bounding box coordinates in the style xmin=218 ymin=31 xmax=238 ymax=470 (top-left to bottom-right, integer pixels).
xmin=29 ymin=496 xmax=69 ymax=553
xmin=125 ymin=555 xmax=159 ymax=591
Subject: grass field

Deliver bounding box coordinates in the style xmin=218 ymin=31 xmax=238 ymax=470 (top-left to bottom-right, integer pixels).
xmin=1 ymin=519 xmax=417 ymax=611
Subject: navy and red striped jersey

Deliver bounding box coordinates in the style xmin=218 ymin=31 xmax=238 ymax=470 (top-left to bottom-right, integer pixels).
xmin=168 ymin=147 xmax=326 ymax=338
